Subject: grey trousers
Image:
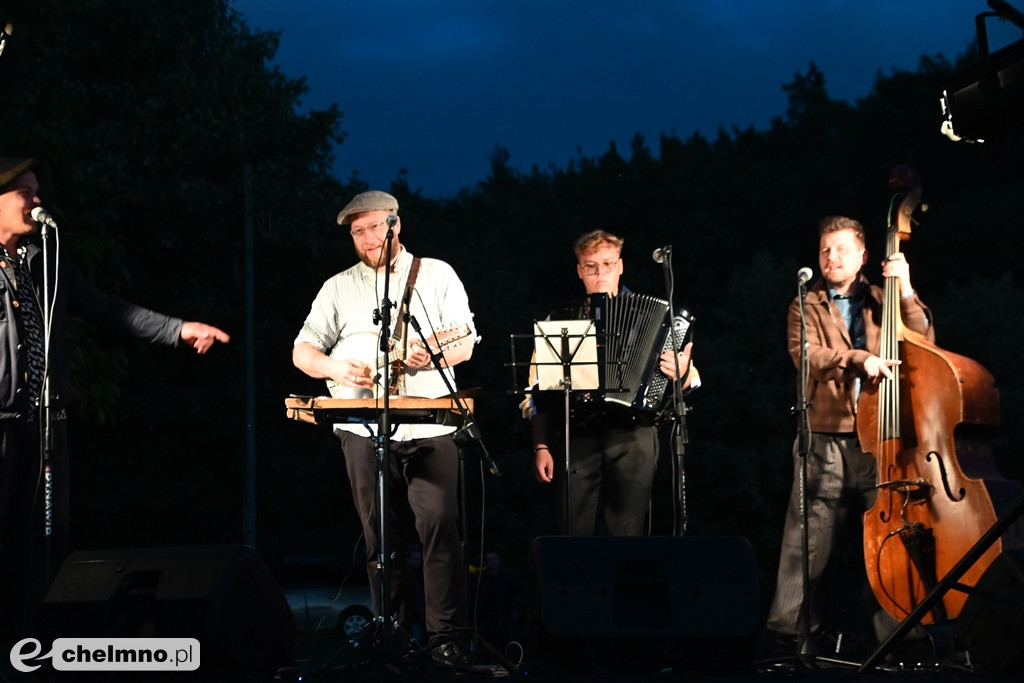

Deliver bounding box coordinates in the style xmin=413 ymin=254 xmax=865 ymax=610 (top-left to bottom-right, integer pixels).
xmin=766 ymin=432 xmax=877 ymax=635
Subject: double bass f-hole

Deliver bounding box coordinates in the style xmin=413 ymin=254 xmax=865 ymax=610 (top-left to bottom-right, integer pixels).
xmin=926 ymin=449 xmax=967 ymax=502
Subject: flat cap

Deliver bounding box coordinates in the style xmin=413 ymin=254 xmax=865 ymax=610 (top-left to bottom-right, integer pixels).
xmin=0 ymin=157 xmax=37 ymax=194
xmin=336 ymin=190 xmax=399 ymax=226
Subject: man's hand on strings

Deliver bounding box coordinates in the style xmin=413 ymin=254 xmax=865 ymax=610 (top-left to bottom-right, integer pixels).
xmin=334 ymin=358 xmax=374 ymax=389
xmin=863 ymin=355 xmax=900 ymax=383
xmin=881 ymin=253 xmax=915 ymax=297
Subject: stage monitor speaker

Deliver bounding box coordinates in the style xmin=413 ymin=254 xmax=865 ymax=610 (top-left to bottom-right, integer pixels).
xmin=955 ymin=548 xmax=1024 ymax=676
xmin=38 ymin=544 xmax=297 ymax=679
xmin=527 ymin=535 xmax=759 ymax=673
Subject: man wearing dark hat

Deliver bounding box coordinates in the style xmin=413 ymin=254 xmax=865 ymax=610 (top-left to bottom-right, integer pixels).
xmin=0 ymin=157 xmax=230 ymax=638
xmin=293 ymin=190 xmax=478 ymax=665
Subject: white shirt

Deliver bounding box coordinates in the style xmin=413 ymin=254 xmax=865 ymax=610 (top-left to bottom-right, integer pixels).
xmin=295 ymin=247 xmax=478 ymax=439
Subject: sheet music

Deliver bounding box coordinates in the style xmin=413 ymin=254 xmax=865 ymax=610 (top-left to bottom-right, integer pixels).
xmin=533 ymin=319 xmax=599 ymax=391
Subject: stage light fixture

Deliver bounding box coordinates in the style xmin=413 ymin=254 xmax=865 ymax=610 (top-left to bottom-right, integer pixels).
xmin=940 ymin=0 xmax=1024 ymax=143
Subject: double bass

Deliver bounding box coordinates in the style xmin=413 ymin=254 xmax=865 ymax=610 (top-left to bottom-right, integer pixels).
xmin=858 ymin=166 xmax=1022 ymax=625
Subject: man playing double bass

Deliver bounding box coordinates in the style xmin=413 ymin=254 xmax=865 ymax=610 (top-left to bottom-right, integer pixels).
xmin=764 ymin=215 xmax=933 ymax=655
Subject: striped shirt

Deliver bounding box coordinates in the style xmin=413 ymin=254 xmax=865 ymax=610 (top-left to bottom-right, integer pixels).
xmin=295 ymin=247 xmax=478 ymax=440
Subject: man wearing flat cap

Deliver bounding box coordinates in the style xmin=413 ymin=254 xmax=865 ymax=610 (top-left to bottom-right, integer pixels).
xmin=293 ymin=190 xmax=479 ymax=665
xmin=0 ymin=157 xmax=230 ymax=639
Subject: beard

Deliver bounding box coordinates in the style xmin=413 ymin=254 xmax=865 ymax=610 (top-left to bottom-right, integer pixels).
xmin=357 ymin=238 xmax=400 ymax=269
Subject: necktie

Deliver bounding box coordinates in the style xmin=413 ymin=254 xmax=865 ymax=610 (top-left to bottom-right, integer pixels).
xmin=833 ymin=291 xmax=867 ymax=351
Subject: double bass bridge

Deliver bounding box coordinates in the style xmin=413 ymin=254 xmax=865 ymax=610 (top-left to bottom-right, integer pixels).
xmin=877 ymin=477 xmax=933 ymax=504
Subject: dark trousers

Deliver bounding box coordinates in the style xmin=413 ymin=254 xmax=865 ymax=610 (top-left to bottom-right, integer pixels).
xmin=551 ymin=423 xmax=659 ymax=536
xmin=0 ymin=417 xmax=70 ymax=641
xmin=338 ymin=430 xmax=464 ymax=641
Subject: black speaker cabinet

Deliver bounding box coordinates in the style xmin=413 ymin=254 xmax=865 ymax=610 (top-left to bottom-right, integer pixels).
xmin=955 ymin=548 xmax=1024 ymax=676
xmin=527 ymin=535 xmax=759 ymax=672
xmin=38 ymin=545 xmax=296 ymax=679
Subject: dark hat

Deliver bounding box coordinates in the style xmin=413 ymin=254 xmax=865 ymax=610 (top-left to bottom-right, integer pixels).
xmin=0 ymin=157 xmax=37 ymax=194
xmin=336 ymin=190 xmax=398 ymax=226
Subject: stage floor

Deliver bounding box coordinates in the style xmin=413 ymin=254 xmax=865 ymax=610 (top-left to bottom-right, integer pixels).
xmin=266 ymin=628 xmax=1021 ymax=683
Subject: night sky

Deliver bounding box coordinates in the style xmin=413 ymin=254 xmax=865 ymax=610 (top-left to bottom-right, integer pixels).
xmin=232 ymin=0 xmax=1022 ymax=198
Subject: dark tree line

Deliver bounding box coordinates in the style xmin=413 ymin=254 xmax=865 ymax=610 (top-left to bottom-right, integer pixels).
xmin=2 ymin=1 xmax=1022 ymax=587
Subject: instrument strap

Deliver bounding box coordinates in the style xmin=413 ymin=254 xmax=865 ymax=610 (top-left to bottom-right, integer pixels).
xmin=391 ymin=256 xmax=422 ymax=353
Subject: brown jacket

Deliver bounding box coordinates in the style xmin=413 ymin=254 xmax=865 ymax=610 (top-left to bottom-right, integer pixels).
xmin=787 ymin=275 xmax=934 ymax=433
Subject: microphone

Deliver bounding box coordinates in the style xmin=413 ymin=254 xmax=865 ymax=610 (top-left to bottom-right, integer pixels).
xmin=385 ymin=213 xmax=398 ymax=229
xmin=652 ymin=245 xmax=672 ymax=264
xmin=797 ymin=267 xmax=813 ymax=286
xmin=30 ymin=206 xmax=58 ymax=229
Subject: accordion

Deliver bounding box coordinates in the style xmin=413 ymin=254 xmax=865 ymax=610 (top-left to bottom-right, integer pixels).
xmin=586 ymin=291 xmax=693 ymax=413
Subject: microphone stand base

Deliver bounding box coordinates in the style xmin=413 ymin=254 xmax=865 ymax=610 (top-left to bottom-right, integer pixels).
xmin=798 ymin=634 xmax=819 ymax=666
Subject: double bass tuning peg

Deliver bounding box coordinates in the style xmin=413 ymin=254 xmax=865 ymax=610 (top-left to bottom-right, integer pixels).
xmin=908 ymin=204 xmax=928 ymax=227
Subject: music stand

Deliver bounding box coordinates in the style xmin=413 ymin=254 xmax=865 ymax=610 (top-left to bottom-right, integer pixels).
xmin=532 ymin=319 xmax=599 ymax=534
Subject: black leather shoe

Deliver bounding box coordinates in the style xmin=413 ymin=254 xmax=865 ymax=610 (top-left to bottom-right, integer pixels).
xmin=429 ymin=640 xmax=469 ymax=669
xmin=756 ymin=629 xmax=798 ymax=660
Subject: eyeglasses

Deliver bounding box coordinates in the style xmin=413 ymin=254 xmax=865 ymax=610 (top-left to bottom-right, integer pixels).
xmin=350 ymin=220 xmax=390 ymax=240
xmin=580 ymin=258 xmax=620 ymax=275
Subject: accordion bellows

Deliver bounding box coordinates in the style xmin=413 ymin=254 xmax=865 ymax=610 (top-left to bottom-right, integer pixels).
xmin=588 ymin=292 xmax=692 ymax=413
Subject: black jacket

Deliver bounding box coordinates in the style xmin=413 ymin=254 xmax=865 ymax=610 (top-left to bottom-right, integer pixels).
xmin=0 ymin=241 xmax=183 ymax=420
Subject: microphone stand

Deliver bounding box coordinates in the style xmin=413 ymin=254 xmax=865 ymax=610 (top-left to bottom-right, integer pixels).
xmin=321 ymin=233 xmax=421 ymax=671
xmin=406 ymin=313 xmax=498 ymax=477
xmin=363 ymin=227 xmax=407 ymax=660
xmin=406 ymin=313 xmax=520 ymax=674
xmin=321 ymin=234 xmax=420 ymax=673
xmin=657 ymin=248 xmax=690 ymax=536
xmin=40 ymin=217 xmax=55 ymax=583
xmin=793 ymin=275 xmax=817 ymax=665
